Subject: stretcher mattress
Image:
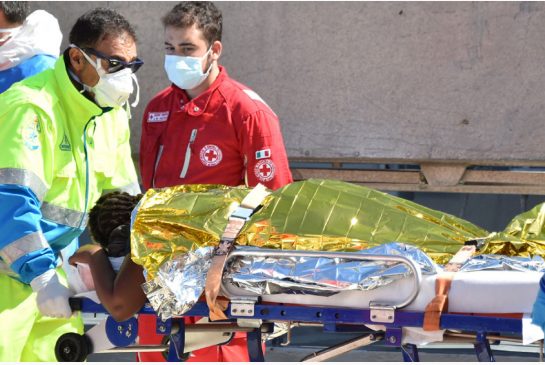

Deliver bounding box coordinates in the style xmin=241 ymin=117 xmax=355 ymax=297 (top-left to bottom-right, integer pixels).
xmin=74 ymin=268 xmax=544 ymax=348
xmin=223 ymin=270 xmax=542 ymax=314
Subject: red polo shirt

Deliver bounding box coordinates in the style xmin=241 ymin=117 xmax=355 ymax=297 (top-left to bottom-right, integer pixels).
xmin=140 ymin=66 xmax=293 ymax=190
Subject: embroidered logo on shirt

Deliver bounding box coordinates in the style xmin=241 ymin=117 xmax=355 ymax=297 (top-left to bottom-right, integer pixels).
xmin=255 ymin=148 xmax=271 ymax=160
xmin=147 ymin=111 xmax=169 ymax=123
xmin=254 ymin=159 xmax=276 ymax=182
xmin=23 ymin=116 xmax=41 ymax=151
xmin=59 ymin=134 xmax=71 ymax=151
xmin=200 ymin=145 xmax=223 ymax=167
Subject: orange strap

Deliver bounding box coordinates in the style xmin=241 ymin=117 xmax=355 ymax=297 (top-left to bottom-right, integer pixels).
xmin=422 ymin=272 xmax=455 ymax=331
xmin=205 ymin=255 xmax=230 ymax=320
xmin=422 ymin=245 xmax=477 ymax=331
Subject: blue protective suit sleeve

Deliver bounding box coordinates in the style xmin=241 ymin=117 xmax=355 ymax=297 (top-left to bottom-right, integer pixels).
xmin=531 ymin=274 xmax=545 ymax=331
xmin=0 ymin=54 xmax=56 ymax=93
xmin=0 ymin=184 xmax=55 ymax=283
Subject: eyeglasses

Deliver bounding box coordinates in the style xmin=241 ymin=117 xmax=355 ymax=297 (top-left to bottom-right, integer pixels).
xmin=82 ymin=47 xmax=144 ymax=73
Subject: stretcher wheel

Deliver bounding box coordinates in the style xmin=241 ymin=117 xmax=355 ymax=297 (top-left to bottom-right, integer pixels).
xmin=55 ymin=332 xmax=92 ymax=362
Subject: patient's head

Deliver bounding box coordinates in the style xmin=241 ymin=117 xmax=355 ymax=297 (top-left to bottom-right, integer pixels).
xmin=89 ymin=191 xmax=143 ymax=257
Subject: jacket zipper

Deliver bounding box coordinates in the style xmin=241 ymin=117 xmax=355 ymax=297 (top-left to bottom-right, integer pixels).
xmin=79 ymin=114 xmax=100 ymax=230
xmin=180 ymin=128 xmax=198 ymax=178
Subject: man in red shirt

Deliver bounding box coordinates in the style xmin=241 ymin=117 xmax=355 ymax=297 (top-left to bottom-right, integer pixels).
xmin=138 ymin=2 xmax=293 ymax=361
xmin=139 ymin=2 xmax=292 ymax=192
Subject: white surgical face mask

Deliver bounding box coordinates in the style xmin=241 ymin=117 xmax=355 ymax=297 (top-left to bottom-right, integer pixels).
xmin=0 ymin=26 xmax=21 ymax=45
xmin=164 ymin=47 xmax=213 ymax=90
xmin=75 ymin=45 xmax=139 ymax=108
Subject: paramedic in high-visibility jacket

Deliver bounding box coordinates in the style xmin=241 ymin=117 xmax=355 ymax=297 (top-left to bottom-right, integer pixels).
xmin=0 ymin=8 xmax=142 ymax=361
xmin=0 ymin=2 xmax=62 ymax=93
xmin=137 ymin=2 xmax=292 ymax=361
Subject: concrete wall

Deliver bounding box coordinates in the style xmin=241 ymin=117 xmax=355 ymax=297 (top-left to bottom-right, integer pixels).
xmin=33 ymin=2 xmax=545 ymax=164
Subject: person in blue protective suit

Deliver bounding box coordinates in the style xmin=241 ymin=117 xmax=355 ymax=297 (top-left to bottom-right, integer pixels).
xmin=0 ymin=2 xmax=62 ymax=93
xmin=0 ymin=7 xmax=143 ymax=361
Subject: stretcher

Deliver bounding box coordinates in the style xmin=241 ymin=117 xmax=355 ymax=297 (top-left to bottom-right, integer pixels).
xmin=55 ymin=247 xmax=545 ymax=362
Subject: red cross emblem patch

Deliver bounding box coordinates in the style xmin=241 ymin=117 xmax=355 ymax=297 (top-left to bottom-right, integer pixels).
xmin=200 ymin=145 xmax=223 ymax=166
xmin=254 ymin=159 xmax=276 ymax=182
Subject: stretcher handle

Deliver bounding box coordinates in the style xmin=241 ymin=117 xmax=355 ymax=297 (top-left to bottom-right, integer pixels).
xmin=222 ymin=248 xmax=423 ymax=309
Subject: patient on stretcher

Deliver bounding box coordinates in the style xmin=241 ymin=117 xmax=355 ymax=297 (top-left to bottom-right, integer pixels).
xmin=63 ymin=183 xmax=545 ymax=359
xmin=70 ymin=179 xmax=545 ymax=323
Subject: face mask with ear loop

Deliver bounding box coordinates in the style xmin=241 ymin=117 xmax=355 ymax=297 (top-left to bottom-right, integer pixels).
xmin=164 ymin=46 xmax=214 ymax=90
xmin=72 ymin=44 xmax=140 ymax=109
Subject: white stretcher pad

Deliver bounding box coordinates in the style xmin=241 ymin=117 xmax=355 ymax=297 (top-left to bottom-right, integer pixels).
xmin=224 ymin=270 xmax=543 ymax=314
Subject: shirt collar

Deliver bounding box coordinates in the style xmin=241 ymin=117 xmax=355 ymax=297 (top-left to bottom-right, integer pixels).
xmin=54 ymin=55 xmax=108 ymax=126
xmin=175 ymin=65 xmax=228 ymax=117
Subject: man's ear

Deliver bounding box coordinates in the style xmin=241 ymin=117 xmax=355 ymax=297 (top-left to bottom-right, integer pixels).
xmin=211 ymin=40 xmax=222 ymax=61
xmin=68 ymin=47 xmax=85 ymax=72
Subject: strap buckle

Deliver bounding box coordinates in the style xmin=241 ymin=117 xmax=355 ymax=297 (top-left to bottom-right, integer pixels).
xmin=464 ymin=238 xmax=485 ymax=250
xmin=230 ymin=206 xmax=255 ymax=221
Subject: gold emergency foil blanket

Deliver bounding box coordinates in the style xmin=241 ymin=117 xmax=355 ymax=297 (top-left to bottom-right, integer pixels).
xmin=131 ymin=184 xmax=250 ymax=277
xmin=132 ymin=179 xmax=538 ymax=278
xmin=484 ymin=202 xmax=545 ymax=257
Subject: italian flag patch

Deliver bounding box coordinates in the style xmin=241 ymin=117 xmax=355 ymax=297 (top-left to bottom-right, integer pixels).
xmin=255 ymin=148 xmax=271 ymax=160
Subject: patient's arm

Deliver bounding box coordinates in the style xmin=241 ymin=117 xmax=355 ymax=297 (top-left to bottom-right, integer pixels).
xmin=69 ymin=244 xmax=147 ymax=321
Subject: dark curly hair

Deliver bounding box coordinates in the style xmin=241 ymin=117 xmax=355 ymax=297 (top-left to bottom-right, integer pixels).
xmin=69 ymin=7 xmax=137 ymax=48
xmin=0 ymin=1 xmax=29 ymax=24
xmin=162 ymin=2 xmax=222 ymax=46
xmin=89 ymin=191 xmax=143 ymax=257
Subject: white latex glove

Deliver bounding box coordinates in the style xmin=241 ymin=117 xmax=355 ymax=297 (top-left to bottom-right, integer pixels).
xmin=30 ymin=269 xmax=72 ymax=318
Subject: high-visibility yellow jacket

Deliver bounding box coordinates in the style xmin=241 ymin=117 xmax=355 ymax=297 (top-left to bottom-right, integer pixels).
xmin=0 ymin=56 xmax=139 ymax=283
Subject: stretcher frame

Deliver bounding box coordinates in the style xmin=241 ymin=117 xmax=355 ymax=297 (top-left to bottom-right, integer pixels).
xmin=56 ymin=248 xmax=542 ymax=362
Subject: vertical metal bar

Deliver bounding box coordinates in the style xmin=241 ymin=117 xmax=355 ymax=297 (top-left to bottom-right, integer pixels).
xmin=247 ymin=328 xmax=265 ymax=362
xmin=473 ymin=332 xmax=495 ymax=362
xmin=167 ymin=319 xmax=185 ymax=362
xmin=401 ymin=344 xmax=420 ymax=362
xmin=279 ymin=322 xmax=292 ymax=346
xmin=385 ymin=328 xmax=402 ymax=347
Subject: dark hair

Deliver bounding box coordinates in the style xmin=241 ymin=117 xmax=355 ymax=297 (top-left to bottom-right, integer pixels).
xmin=162 ymin=2 xmax=222 ymax=46
xmin=0 ymin=1 xmax=29 ymax=24
xmin=89 ymin=191 xmax=143 ymax=257
xmin=69 ymin=7 xmax=137 ymax=48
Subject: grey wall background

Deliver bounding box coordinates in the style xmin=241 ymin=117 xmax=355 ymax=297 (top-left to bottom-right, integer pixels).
xmin=33 ymin=1 xmax=545 ymax=164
